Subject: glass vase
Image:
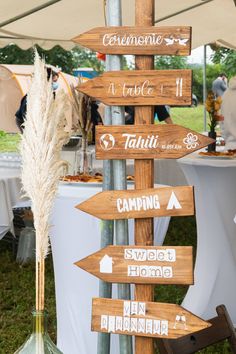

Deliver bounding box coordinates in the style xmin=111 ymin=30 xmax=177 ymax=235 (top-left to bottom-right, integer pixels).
xmin=14 ymin=310 xmax=63 ymax=354
xmin=207 ymin=131 xmax=217 ymax=152
xmin=77 ymin=137 xmax=93 ymax=175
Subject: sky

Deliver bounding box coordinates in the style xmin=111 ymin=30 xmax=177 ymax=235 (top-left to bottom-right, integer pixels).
xmin=187 ymin=46 xmax=213 ymax=64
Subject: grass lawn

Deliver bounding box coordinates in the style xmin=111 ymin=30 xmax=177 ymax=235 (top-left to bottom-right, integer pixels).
xmin=0 ymin=109 xmax=230 ymax=353
xmin=0 ymin=217 xmax=230 ymax=353
xmin=171 ymin=105 xmax=206 ymax=132
xmin=0 ymin=104 xmax=207 ymax=154
xmin=0 ymin=132 xmax=21 ymax=152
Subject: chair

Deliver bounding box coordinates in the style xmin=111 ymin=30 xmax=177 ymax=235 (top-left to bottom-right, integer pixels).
xmin=156 ymin=305 xmax=236 ymax=354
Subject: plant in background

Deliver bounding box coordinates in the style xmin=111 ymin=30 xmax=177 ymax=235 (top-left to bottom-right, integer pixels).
xmin=0 ymin=130 xmax=7 ymax=137
xmin=17 ymin=50 xmax=70 ymax=353
xmin=205 ymin=90 xmax=222 ymax=132
xmin=70 ymin=84 xmax=93 ymax=175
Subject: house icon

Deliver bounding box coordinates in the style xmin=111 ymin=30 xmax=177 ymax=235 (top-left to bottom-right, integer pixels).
xmin=100 ymin=255 xmax=113 ymax=274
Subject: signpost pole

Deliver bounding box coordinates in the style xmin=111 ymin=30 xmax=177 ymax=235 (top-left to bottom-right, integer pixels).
xmin=134 ymin=1 xmax=155 ymax=353
xmin=107 ymin=1 xmax=132 ymax=354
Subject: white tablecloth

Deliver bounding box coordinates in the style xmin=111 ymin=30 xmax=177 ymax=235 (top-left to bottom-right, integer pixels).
xmin=50 ymin=183 xmax=171 ymax=354
xmin=178 ymin=152 xmax=236 ymax=324
xmin=0 ymin=167 xmax=22 ymax=239
xmin=61 ymin=149 xmax=187 ymax=186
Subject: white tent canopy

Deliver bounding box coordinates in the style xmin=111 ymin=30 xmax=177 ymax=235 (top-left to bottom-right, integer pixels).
xmin=0 ymin=0 xmax=235 ymax=50
xmin=0 ymin=64 xmax=78 ymax=132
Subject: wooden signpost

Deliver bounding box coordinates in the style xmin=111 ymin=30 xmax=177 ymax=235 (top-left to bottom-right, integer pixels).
xmin=76 ymin=69 xmax=192 ymax=106
xmin=96 ymin=124 xmax=214 ymax=160
xmin=75 ymin=245 xmax=193 ymax=285
xmin=76 ymin=186 xmax=194 ymax=220
xmin=72 ymin=26 xmax=191 ymax=55
xmin=92 ymin=298 xmax=211 ymax=339
xmin=73 ymin=1 xmax=214 ymax=353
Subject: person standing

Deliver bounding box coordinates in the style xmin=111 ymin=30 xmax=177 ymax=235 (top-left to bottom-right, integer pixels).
xmin=15 ymin=69 xmax=59 ymax=133
xmin=221 ymin=76 xmax=236 ymax=151
xmin=212 ymin=73 xmax=228 ymax=98
xmin=124 ymin=105 xmax=173 ymax=125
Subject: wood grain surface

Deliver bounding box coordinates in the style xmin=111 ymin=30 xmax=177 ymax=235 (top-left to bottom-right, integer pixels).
xmin=72 ymin=26 xmax=191 ymax=55
xmin=75 ymin=245 xmax=193 ymax=285
xmin=95 ymin=124 xmax=214 ymax=159
xmin=91 ymin=298 xmax=211 ymax=339
xmin=76 ymin=186 xmax=195 ymax=220
xmin=77 ymin=70 xmax=192 ymax=106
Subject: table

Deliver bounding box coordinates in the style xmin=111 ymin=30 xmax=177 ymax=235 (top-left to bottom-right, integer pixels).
xmin=0 ymin=167 xmax=22 ymax=239
xmin=178 ymin=152 xmax=236 ymax=324
xmin=50 ymin=183 xmax=171 ymax=354
xmin=61 ymin=149 xmax=187 ymax=186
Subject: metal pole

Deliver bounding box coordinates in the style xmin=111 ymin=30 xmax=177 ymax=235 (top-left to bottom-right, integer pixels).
xmin=97 ymin=55 xmax=113 ymax=354
xmin=97 ymin=5 xmax=113 ymax=354
xmin=108 ymin=0 xmax=133 ymax=353
xmin=0 ymin=0 xmax=61 ymax=28
xmin=203 ymin=45 xmax=207 ymax=131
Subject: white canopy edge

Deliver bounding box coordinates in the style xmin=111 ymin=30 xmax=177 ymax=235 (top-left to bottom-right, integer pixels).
xmin=0 ymin=0 xmax=235 ymax=51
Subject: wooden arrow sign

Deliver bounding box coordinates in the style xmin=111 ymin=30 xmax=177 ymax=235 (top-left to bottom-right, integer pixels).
xmin=76 ymin=186 xmax=194 ymax=220
xmin=96 ymin=124 xmax=214 ymax=160
xmin=92 ymin=298 xmax=211 ymax=339
xmin=77 ymin=70 xmax=192 ymax=106
xmin=72 ymin=26 xmax=191 ymax=55
xmin=75 ymin=245 xmax=193 ymax=285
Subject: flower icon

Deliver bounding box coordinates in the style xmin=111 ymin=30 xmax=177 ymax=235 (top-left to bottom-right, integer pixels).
xmin=183 ymin=133 xmax=199 ymax=150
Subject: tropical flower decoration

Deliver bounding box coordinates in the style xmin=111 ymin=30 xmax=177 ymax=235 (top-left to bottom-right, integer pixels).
xmin=205 ymin=91 xmax=222 ymax=132
xmin=183 ymin=132 xmax=199 ymax=150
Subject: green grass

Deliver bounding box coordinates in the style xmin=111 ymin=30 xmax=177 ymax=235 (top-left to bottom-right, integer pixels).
xmin=171 ymin=105 xmax=205 ymax=132
xmin=0 ymin=218 xmax=230 ymax=354
xmin=0 ymin=106 xmax=205 ymax=153
xmin=0 ymin=242 xmax=56 ymax=354
xmin=0 ymin=131 xmax=21 ymax=152
xmin=0 ymin=114 xmax=230 ymax=353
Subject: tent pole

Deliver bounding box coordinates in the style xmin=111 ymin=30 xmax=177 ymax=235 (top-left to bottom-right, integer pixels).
xmin=155 ymin=0 xmax=214 ymax=23
xmin=0 ymin=0 xmax=61 ymax=28
xmin=203 ymin=45 xmax=207 ymax=131
xmin=97 ymin=1 xmax=132 ymax=354
xmin=97 ymin=55 xmax=113 ymax=353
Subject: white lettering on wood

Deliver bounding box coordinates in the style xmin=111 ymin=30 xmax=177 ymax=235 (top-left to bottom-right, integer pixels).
xmin=108 ymin=316 xmax=116 ymax=333
xmin=107 ymin=81 xmax=154 ymax=97
xmin=123 ymin=133 xmax=159 ymax=149
xmin=101 ymin=315 xmax=108 ymax=330
xmin=99 ymin=314 xmax=169 ymax=336
xmin=123 ymin=301 xmax=146 ymax=316
xmin=124 ymin=248 xmax=176 ymax=262
xmin=102 ymin=33 xmax=188 ymax=47
xmin=116 ymin=195 xmax=160 ymax=213
xmin=127 ymin=265 xmax=173 ymax=278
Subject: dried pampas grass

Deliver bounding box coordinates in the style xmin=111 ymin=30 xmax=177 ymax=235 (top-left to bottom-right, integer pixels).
xmin=20 ymin=51 xmax=70 ymax=310
xmin=70 ymin=84 xmax=92 ymax=142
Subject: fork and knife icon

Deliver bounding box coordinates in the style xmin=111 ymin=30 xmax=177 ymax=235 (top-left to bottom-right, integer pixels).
xmin=176 ymin=77 xmax=183 ymax=97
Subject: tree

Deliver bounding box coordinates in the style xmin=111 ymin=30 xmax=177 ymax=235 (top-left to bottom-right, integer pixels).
xmin=211 ymin=47 xmax=236 ymax=77
xmin=0 ymin=44 xmax=105 ymax=75
xmin=72 ymin=47 xmax=105 ymax=74
xmin=0 ymin=44 xmax=34 ymax=65
xmin=155 ymin=55 xmax=188 ymax=69
xmin=190 ymin=63 xmax=223 ymax=102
